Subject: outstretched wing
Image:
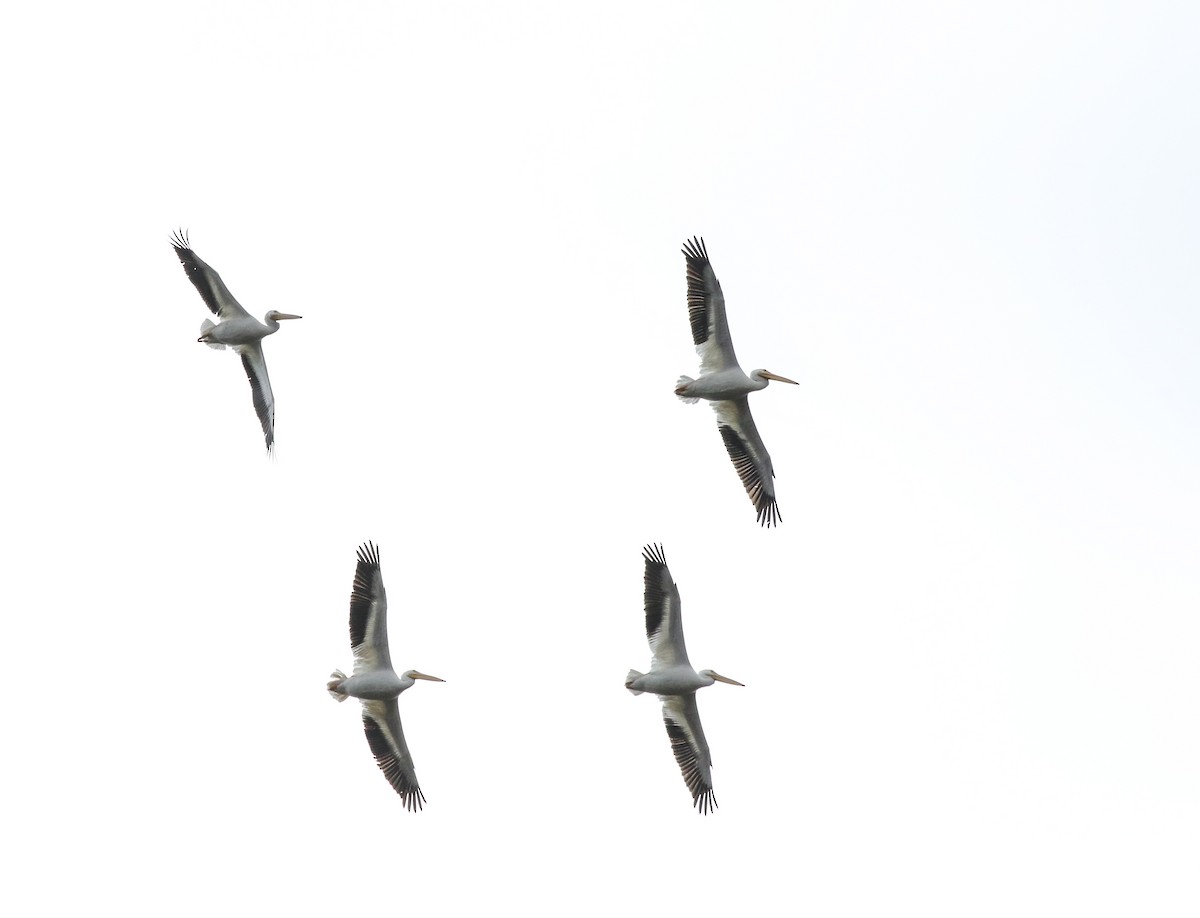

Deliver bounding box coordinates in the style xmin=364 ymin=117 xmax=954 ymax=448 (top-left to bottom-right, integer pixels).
xmin=361 ymin=699 xmax=425 ymax=811
xmin=170 ymin=230 xmax=252 ymax=322
xmin=682 ymin=236 xmax=739 ymax=374
xmin=661 ymin=694 xmax=716 ymax=814
xmin=642 ymin=543 xmax=690 ymax=669
xmin=237 ymin=342 xmax=276 ymax=453
xmin=348 ymin=541 xmax=391 ymax=675
xmin=713 ymin=397 xmax=779 ymax=526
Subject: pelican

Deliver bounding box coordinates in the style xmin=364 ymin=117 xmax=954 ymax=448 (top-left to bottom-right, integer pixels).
xmin=626 ymin=544 xmax=743 ymax=813
xmin=675 ymin=237 xmax=798 ymax=526
xmin=327 ymin=542 xmax=444 ymax=810
xmin=170 ymin=230 xmax=301 ymax=452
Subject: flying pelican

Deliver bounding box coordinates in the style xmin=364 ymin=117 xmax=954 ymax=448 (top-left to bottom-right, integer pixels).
xmin=626 ymin=544 xmax=743 ymax=813
xmin=170 ymin=230 xmax=301 ymax=452
xmin=675 ymin=237 xmax=798 ymax=526
xmin=327 ymin=542 xmax=444 ymax=810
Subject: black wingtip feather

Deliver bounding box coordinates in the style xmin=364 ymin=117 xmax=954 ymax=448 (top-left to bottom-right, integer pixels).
xmin=682 ymin=235 xmax=715 ymax=347
xmin=681 ymin=235 xmax=708 ymax=262
xmin=718 ymin=424 xmax=780 ymax=527
xmin=356 ymin=540 xmax=381 ymax=568
xmin=349 ymin=541 xmax=382 ymax=649
xmin=642 ymin=543 xmax=671 ymax=642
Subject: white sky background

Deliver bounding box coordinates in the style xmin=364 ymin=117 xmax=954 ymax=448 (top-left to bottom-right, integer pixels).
xmin=2 ymin=0 xmax=1198 ymax=914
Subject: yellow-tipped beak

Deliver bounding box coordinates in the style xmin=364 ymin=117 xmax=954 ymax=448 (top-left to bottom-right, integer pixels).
xmin=761 ymin=371 xmax=798 ymax=385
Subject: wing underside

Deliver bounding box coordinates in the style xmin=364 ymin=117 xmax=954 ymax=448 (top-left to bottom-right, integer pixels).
xmin=662 ymin=693 xmax=716 ymax=814
xmin=682 ymin=236 xmax=738 ymax=374
xmin=713 ymin=397 xmax=779 ymax=526
xmin=642 ymin=543 xmax=689 ymax=669
xmin=349 ymin=541 xmax=390 ymax=674
xmin=171 ymin=230 xmax=252 ymax=322
xmin=362 ymin=699 xmax=425 ymax=811
xmin=238 ymin=344 xmax=276 ymax=453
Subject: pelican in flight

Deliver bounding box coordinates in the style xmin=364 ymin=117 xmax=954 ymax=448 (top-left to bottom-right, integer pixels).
xmin=626 ymin=544 xmax=743 ymax=813
xmin=327 ymin=542 xmax=444 ymax=810
xmin=675 ymin=237 xmax=797 ymax=526
xmin=170 ymin=230 xmax=301 ymax=452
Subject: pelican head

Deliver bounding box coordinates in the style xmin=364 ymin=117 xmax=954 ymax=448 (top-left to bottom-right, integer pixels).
xmin=700 ymin=669 xmax=745 ymax=687
xmin=265 ymin=310 xmax=303 ymax=322
xmin=753 ymin=369 xmax=798 ymax=386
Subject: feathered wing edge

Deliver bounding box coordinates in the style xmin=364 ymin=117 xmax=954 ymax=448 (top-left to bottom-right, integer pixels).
xmin=362 ymin=701 xmax=426 ymax=812
xmin=349 ymin=541 xmax=382 ymax=647
xmin=662 ymin=694 xmax=717 ymax=814
xmin=170 ymin=229 xmax=250 ymax=321
xmin=682 ymin=236 xmax=738 ymax=373
xmin=238 ymin=345 xmax=275 ymax=453
xmin=715 ymin=398 xmax=780 ymax=527
xmin=642 ymin=543 xmax=689 ymax=667
xmin=642 ymin=542 xmax=670 ymax=646
xmin=682 ymin=236 xmax=715 ymax=346
xmin=348 ymin=541 xmax=392 ymax=674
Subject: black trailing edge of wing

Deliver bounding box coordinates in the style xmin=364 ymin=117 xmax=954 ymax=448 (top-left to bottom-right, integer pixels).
xmin=718 ymin=425 xmax=780 ymax=527
xmin=241 ymin=352 xmax=274 ymax=451
xmin=642 ymin=543 xmax=671 ymax=642
xmin=349 ymin=541 xmax=381 ymax=648
xmin=664 ymin=716 xmax=717 ymax=815
xmin=682 ymin=236 xmax=714 ymax=347
xmin=363 ymin=713 xmax=426 ymax=812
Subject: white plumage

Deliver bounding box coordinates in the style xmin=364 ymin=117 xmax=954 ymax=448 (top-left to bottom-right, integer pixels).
xmin=327 ymin=542 xmax=444 ymax=810
xmin=171 ymin=230 xmax=302 ymax=452
xmin=627 ymin=544 xmax=743 ymax=813
xmin=676 ymin=237 xmax=798 ymax=525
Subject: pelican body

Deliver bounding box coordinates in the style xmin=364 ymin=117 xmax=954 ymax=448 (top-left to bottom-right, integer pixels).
xmin=197 ymin=311 xmax=294 ymax=349
xmin=327 ymin=542 xmax=444 ymax=810
xmin=170 ymin=230 xmax=301 ymax=452
xmin=675 ymin=367 xmax=780 ymax=402
xmin=335 ymin=668 xmax=424 ymax=701
xmin=626 ymin=667 xmax=728 ymax=696
xmin=676 ymin=237 xmax=798 ymax=526
xmin=627 ymin=544 xmax=743 ymax=814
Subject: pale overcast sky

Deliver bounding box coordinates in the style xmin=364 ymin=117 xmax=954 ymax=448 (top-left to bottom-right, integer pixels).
xmin=3 ymin=1 xmax=1199 ymax=915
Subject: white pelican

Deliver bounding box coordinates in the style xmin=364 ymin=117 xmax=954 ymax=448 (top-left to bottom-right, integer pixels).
xmin=170 ymin=230 xmax=301 ymax=452
xmin=676 ymin=237 xmax=798 ymax=526
xmin=626 ymin=544 xmax=743 ymax=814
xmin=327 ymin=542 xmax=444 ymax=810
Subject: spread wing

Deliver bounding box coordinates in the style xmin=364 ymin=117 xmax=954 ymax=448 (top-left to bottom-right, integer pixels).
xmin=348 ymin=541 xmax=391 ymax=675
xmin=683 ymin=236 xmax=739 ymax=374
xmin=237 ymin=343 xmax=275 ymax=453
xmin=713 ymin=397 xmax=779 ymax=526
xmin=642 ymin=543 xmax=690 ymax=669
xmin=170 ymin=230 xmax=252 ymax=322
xmin=361 ymin=699 xmax=425 ymax=811
xmin=662 ymin=694 xmax=716 ymax=814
